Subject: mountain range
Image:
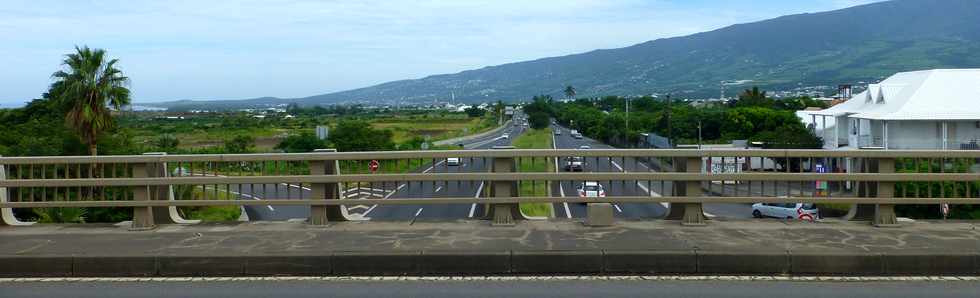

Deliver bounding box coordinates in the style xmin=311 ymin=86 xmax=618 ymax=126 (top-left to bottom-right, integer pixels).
xmin=146 ymin=0 xmax=980 ymax=110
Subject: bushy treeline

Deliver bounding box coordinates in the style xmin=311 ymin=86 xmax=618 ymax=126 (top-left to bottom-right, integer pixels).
xmin=548 ymin=90 xmax=822 ymax=148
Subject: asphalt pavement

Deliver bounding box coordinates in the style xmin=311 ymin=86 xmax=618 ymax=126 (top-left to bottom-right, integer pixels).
xmin=242 ymin=116 xmax=529 ymax=221
xmin=550 ymin=123 xmax=668 ymax=219
xmin=4 ymin=279 xmax=978 ymax=298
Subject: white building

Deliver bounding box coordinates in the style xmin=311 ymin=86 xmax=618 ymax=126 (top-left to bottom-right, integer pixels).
xmin=804 ymin=69 xmax=980 ymax=150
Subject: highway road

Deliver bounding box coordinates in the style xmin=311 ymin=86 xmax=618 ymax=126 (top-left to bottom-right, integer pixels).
xmin=240 ymin=115 xmax=529 ymax=221
xmin=236 ymin=115 xmax=755 ymax=221
xmin=550 ymin=123 xmax=668 ymax=219
xmin=4 ymin=279 xmax=978 ymax=298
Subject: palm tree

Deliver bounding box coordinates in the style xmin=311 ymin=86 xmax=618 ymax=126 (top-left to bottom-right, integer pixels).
xmin=50 ymin=46 xmax=131 ymax=156
xmin=564 ymin=85 xmax=576 ymax=99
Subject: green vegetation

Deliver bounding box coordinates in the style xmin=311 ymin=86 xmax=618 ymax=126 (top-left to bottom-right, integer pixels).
xmin=551 ymin=89 xmax=822 ymax=148
xmin=895 ymin=158 xmax=980 ymax=219
xmin=49 ymin=46 xmax=132 ymax=156
xmin=513 ymin=128 xmax=554 ymax=217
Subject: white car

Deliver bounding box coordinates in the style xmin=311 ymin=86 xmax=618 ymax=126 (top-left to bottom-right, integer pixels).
xmin=579 ymin=145 xmax=591 ymax=150
xmin=752 ymin=203 xmax=819 ymax=221
xmin=501 ymin=133 xmax=510 ymax=139
xmin=446 ymin=157 xmax=460 ymax=166
xmin=554 ymin=129 xmax=561 ymax=136
xmin=577 ymin=181 xmax=606 ymax=201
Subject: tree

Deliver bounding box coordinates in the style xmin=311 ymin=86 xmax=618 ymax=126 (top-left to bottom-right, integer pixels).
xmin=328 ymin=119 xmax=395 ymax=152
xmin=528 ymin=112 xmax=550 ymax=129
xmin=224 ymin=134 xmax=255 ymax=153
xmin=49 ymin=46 xmax=131 ymax=156
xmin=464 ymin=106 xmax=485 ymax=118
xmin=564 ymin=85 xmax=576 ymax=99
xmin=276 ymin=132 xmax=327 ymax=153
xmin=154 ymin=134 xmax=180 ymax=151
xmin=728 ymin=86 xmax=775 ymax=108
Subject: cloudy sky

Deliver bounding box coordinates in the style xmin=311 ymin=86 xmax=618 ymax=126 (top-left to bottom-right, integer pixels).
xmin=0 ymin=0 xmax=881 ymax=105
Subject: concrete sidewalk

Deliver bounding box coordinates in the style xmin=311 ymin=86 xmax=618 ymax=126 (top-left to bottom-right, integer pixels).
xmin=1 ymin=219 xmax=978 ymax=277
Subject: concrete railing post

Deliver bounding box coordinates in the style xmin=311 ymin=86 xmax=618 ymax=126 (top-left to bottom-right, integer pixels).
xmin=309 ymin=149 xmax=346 ymax=225
xmin=664 ymin=156 xmax=706 ymax=226
xmin=0 ymin=156 xmax=36 ymax=226
xmin=487 ymin=146 xmax=524 ymax=226
xmin=130 ymin=162 xmax=155 ymax=230
xmin=143 ymin=152 xmax=199 ymax=225
xmin=874 ymin=157 xmax=899 ymax=227
xmin=847 ymin=157 xmax=878 ymax=222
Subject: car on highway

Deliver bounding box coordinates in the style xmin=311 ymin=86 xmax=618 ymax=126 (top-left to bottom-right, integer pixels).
xmin=579 ymin=145 xmax=591 ymax=149
xmin=501 ymin=133 xmax=509 ymax=139
xmin=564 ymin=156 xmax=585 ymax=171
xmin=751 ymin=202 xmax=819 ymax=221
xmin=446 ymin=157 xmax=460 ymax=166
xmin=554 ymin=129 xmax=561 ymax=136
xmin=577 ymin=181 xmax=606 ymax=201
xmin=570 ymin=130 xmax=583 ymax=139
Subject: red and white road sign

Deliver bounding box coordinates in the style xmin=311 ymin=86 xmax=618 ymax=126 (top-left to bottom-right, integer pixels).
xmin=369 ymin=160 xmax=380 ymax=173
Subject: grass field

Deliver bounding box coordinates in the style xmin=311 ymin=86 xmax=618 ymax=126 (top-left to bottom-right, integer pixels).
xmin=372 ymin=115 xmax=495 ymax=144
xmin=512 ymin=128 xmax=554 ymax=217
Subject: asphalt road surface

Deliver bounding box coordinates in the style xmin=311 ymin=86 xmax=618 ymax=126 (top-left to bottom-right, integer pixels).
xmin=237 ymin=116 xmax=759 ymax=221
xmin=550 ymin=123 xmax=668 ymax=219
xmin=4 ymin=280 xmax=978 ymax=298
xmin=241 ymin=115 xmax=529 ymax=221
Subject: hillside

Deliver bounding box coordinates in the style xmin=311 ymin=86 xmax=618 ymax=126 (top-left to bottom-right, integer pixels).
xmin=147 ymin=0 xmax=980 ymax=109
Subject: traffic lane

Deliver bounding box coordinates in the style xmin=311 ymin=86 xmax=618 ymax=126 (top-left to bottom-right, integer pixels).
xmin=366 ymin=124 xmax=523 ymax=220
xmin=238 ymin=183 xmax=311 ymax=220
xmin=551 ymin=126 xmax=666 ymax=219
xmin=242 ymin=119 xmax=523 ymax=221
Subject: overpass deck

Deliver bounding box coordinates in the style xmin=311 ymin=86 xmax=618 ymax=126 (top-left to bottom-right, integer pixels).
xmin=2 ymin=219 xmax=978 ymax=276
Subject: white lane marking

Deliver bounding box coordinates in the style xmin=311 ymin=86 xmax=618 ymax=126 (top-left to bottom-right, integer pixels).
xmin=280 ymin=183 xmax=312 ymax=191
xmin=613 ymin=204 xmax=623 ymax=213
xmin=423 ymin=166 xmax=434 ymax=173
xmin=434 ymin=186 xmax=443 ymax=193
xmin=468 ymin=182 xmax=486 ymax=218
xmin=4 ymin=276 xmax=977 ymax=283
xmin=414 ymin=208 xmax=424 ymax=217
xmin=610 ymin=160 xmax=624 ymax=172
xmin=553 ymin=129 xmax=572 ymax=219
xmin=202 ymin=186 xmax=274 ymax=211
xmin=638 ymin=162 xmax=650 ymax=169
xmin=361 ymin=184 xmax=406 ymax=217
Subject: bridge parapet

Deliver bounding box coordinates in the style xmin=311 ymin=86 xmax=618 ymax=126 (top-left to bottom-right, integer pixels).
xmin=1 ymin=149 xmax=978 ymax=229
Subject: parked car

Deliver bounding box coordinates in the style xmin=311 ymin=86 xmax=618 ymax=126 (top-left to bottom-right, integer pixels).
xmin=577 ymin=181 xmax=606 ymax=201
xmin=564 ymin=156 xmax=585 ymax=171
xmin=751 ymin=202 xmax=819 ymax=221
xmin=446 ymin=157 xmax=460 ymax=166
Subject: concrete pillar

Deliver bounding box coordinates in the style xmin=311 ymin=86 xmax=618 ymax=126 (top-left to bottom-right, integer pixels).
xmin=664 ymin=156 xmax=706 ymax=226
xmin=143 ymin=153 xmax=199 ymax=225
xmin=0 ymin=156 xmax=36 ymax=226
xmin=847 ymin=158 xmax=877 ymax=221
xmin=309 ymin=149 xmax=346 ymax=225
xmin=874 ymin=158 xmax=899 ymax=227
xmin=131 ymin=162 xmax=155 ymax=230
xmin=487 ymin=146 xmax=524 ymax=226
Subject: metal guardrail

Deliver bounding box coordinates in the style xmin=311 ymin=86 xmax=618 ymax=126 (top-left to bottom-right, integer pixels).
xmin=1 ymin=149 xmax=979 ymax=229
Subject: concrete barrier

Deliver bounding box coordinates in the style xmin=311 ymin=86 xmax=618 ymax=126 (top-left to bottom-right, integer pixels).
xmin=0 ymin=250 xmax=978 ymax=276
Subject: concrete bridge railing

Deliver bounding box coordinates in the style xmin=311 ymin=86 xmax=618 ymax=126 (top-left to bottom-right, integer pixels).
xmin=1 ymin=149 xmax=978 ymax=230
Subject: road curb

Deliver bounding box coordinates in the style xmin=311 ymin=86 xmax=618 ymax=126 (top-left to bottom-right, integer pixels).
xmin=1 ymin=250 xmax=977 ymax=277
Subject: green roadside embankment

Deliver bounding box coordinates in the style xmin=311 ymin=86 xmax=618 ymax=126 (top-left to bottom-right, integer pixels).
xmin=512 ymin=128 xmax=554 ymax=217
